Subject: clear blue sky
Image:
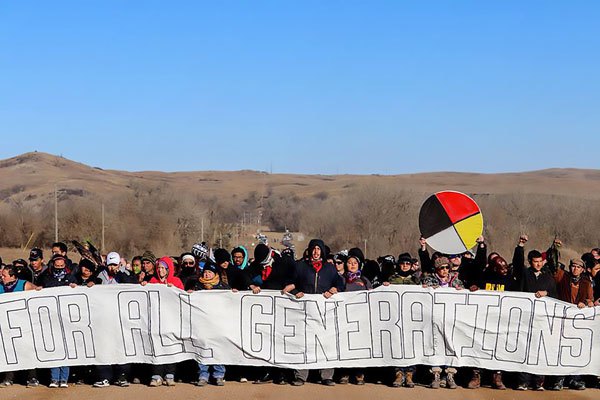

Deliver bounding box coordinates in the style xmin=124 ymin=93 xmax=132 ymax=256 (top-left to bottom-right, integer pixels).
xmin=1 ymin=1 xmax=598 ymax=174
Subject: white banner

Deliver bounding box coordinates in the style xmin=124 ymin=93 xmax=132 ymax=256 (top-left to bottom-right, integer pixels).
xmin=0 ymin=285 xmax=598 ymax=375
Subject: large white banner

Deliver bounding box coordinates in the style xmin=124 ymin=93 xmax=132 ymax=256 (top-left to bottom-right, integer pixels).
xmin=0 ymin=285 xmax=598 ymax=375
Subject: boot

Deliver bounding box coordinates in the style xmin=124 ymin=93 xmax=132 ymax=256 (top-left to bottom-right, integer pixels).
xmin=393 ymin=371 xmax=404 ymax=388
xmin=405 ymin=371 xmax=415 ymax=388
xmin=430 ymin=371 xmax=441 ymax=389
xmin=355 ymin=374 xmax=365 ymax=385
xmin=446 ymin=372 xmax=457 ymax=389
xmin=468 ymin=369 xmax=480 ymax=389
xmin=492 ymin=372 xmax=506 ymax=390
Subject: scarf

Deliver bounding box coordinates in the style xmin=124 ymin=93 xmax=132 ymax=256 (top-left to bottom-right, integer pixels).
xmin=2 ymin=279 xmax=18 ymax=293
xmin=346 ymin=270 xmax=362 ymax=284
xmin=52 ymin=268 xmax=67 ymax=281
xmin=571 ymin=274 xmax=582 ymax=284
xmin=311 ymin=259 xmax=323 ymax=273
xmin=396 ymin=268 xmax=413 ymax=278
xmin=198 ymin=275 xmax=220 ymax=289
xmin=261 ymin=251 xmax=273 ymax=266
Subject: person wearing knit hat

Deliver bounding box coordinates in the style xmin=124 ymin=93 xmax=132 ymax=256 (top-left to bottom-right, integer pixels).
xmin=186 ymin=259 xmax=230 ymax=387
xmin=213 ymin=248 xmax=231 ymax=266
xmin=177 ymin=252 xmax=197 ymax=287
xmin=246 ymin=243 xmax=296 ymax=385
xmin=140 ymin=251 xmax=157 ymax=282
xmin=213 ymin=248 xmax=251 ymax=291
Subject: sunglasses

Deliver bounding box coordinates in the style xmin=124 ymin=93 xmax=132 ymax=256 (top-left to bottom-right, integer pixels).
xmin=183 ymin=261 xmax=195 ymax=266
xmin=335 ymin=260 xmax=344 ymax=265
xmin=437 ymin=265 xmax=450 ymax=270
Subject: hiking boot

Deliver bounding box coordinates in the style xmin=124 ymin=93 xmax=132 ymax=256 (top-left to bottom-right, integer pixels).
xmin=446 ymin=372 xmax=457 ymax=389
xmin=149 ymin=377 xmax=163 ymax=387
xmin=492 ymin=372 xmax=506 ymax=390
xmin=468 ymin=369 xmax=480 ymax=389
xmin=405 ymin=372 xmax=415 ymax=388
xmin=164 ymin=377 xmax=176 ymax=386
xmin=430 ymin=371 xmax=441 ymax=389
xmin=393 ymin=371 xmax=404 ymax=388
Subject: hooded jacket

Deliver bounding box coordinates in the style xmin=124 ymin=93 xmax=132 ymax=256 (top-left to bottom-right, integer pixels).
xmin=232 ymin=246 xmax=249 ymax=270
xmin=245 ymin=249 xmax=295 ymax=290
xmin=149 ymin=257 xmax=184 ymax=289
xmin=292 ymin=239 xmax=344 ymax=294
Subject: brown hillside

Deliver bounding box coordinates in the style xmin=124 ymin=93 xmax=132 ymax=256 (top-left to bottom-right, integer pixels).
xmin=1 ymin=152 xmax=599 ymax=206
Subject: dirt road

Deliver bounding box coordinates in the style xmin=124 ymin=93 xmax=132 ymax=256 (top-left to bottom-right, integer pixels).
xmin=2 ymin=382 xmax=598 ymax=400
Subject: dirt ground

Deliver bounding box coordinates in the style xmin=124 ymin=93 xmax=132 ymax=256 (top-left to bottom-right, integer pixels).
xmin=2 ymin=381 xmax=599 ymax=400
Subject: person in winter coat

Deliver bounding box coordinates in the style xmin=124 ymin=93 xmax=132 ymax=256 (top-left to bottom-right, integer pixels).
xmin=246 ymin=244 xmax=295 ymax=385
xmin=74 ymin=258 xmax=102 ymax=287
xmin=382 ymin=253 xmax=419 ymax=388
xmin=187 ymin=261 xmax=230 ymax=386
xmin=139 ymin=251 xmax=157 ymax=283
xmin=93 ymin=252 xmax=137 ymax=388
xmin=141 ymin=256 xmax=183 ymax=386
xmin=231 ymin=246 xmax=250 ymax=270
xmin=40 ymin=254 xmax=78 ymax=388
xmin=282 ymin=239 xmax=344 ymax=387
xmin=466 ymin=254 xmax=516 ymax=390
xmin=0 ymin=264 xmax=40 ymax=387
xmin=177 ymin=252 xmax=198 ymax=287
xmin=550 ymin=258 xmax=592 ymax=390
xmin=512 ymin=236 xmax=557 ymax=391
xmin=421 ymin=257 xmax=464 ymax=389
xmin=214 ymin=248 xmax=252 ymax=291
xmin=337 ymin=253 xmax=371 ymax=385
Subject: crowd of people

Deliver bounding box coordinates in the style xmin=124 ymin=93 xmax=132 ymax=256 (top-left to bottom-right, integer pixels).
xmin=1 ymin=235 xmax=599 ymax=391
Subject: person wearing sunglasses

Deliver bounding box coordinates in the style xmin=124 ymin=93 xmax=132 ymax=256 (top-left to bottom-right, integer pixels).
xmin=421 ymin=257 xmax=464 ymax=389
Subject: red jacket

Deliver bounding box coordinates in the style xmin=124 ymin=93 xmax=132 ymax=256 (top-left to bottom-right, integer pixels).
xmin=149 ymin=256 xmax=184 ymax=289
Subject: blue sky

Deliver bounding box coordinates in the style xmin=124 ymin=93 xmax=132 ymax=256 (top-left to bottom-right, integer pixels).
xmin=1 ymin=1 xmax=598 ymax=174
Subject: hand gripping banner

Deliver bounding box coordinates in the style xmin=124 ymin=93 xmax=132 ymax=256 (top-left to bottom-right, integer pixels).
xmin=0 ymin=285 xmax=598 ymax=375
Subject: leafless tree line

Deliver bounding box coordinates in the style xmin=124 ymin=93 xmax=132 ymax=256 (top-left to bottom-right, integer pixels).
xmin=0 ymin=182 xmax=598 ymax=259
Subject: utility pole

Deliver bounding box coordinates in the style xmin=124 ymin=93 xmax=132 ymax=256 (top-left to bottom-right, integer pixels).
xmin=364 ymin=239 xmax=368 ymax=259
xmin=54 ymin=185 xmax=58 ymax=242
xmin=101 ymin=203 xmax=105 ymax=253
xmin=201 ymin=217 xmax=204 ymax=242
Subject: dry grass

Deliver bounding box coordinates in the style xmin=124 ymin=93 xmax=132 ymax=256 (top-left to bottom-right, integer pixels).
xmin=0 ymin=152 xmax=598 ymax=261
